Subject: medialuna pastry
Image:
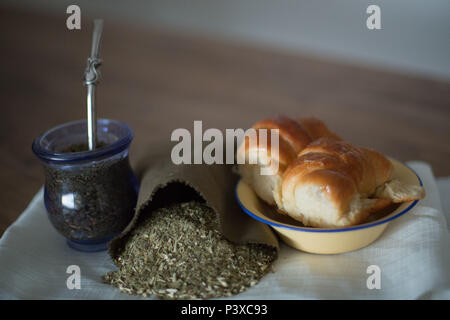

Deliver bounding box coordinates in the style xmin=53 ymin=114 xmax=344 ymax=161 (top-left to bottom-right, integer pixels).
xmin=237 ymin=116 xmax=425 ymax=228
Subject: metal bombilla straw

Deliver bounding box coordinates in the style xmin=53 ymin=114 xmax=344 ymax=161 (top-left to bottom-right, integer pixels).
xmin=84 ymin=19 xmax=104 ymax=151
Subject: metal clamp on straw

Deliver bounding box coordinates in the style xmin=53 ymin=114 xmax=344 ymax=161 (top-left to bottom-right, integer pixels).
xmin=83 ymin=19 xmax=104 ymax=151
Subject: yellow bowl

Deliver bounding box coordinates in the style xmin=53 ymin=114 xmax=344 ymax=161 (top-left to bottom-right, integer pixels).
xmin=236 ymin=158 xmax=423 ymax=254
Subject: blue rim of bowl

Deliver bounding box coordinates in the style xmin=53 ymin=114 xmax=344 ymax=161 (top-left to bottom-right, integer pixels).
xmin=32 ymin=119 xmax=134 ymax=163
xmin=235 ymin=164 xmax=423 ymax=233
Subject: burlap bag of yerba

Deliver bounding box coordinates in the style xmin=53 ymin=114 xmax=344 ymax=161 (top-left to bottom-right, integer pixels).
xmin=104 ymin=142 xmax=279 ymax=299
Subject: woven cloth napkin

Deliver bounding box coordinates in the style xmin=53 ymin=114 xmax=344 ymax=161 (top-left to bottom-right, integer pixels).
xmin=0 ymin=161 xmax=449 ymax=299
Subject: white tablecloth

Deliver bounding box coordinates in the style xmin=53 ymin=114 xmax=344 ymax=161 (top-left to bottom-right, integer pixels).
xmin=0 ymin=161 xmax=449 ymax=299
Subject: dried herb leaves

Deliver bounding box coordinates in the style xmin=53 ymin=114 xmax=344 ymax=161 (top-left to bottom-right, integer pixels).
xmin=44 ymin=155 xmax=137 ymax=241
xmin=102 ymin=201 xmax=276 ymax=299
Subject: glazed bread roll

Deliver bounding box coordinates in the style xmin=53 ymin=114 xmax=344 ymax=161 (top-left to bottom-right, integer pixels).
xmin=236 ymin=116 xmax=340 ymax=207
xmin=237 ymin=116 xmax=425 ymax=228
xmin=281 ymin=138 xmax=394 ymax=227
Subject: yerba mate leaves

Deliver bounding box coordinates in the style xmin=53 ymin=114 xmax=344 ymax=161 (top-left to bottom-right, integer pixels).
xmin=102 ymin=201 xmax=276 ymax=299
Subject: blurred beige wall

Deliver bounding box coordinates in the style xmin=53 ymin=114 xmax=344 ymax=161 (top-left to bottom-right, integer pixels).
xmin=4 ymin=0 xmax=450 ymax=80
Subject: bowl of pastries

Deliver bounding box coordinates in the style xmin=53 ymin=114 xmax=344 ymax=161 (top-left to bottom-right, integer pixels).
xmin=235 ymin=116 xmax=425 ymax=254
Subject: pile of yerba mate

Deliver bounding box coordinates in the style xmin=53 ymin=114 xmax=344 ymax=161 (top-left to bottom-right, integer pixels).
xmin=102 ymin=201 xmax=276 ymax=299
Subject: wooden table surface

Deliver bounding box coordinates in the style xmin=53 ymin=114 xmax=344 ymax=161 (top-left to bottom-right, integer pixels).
xmin=1 ymin=7 xmax=449 ymax=236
